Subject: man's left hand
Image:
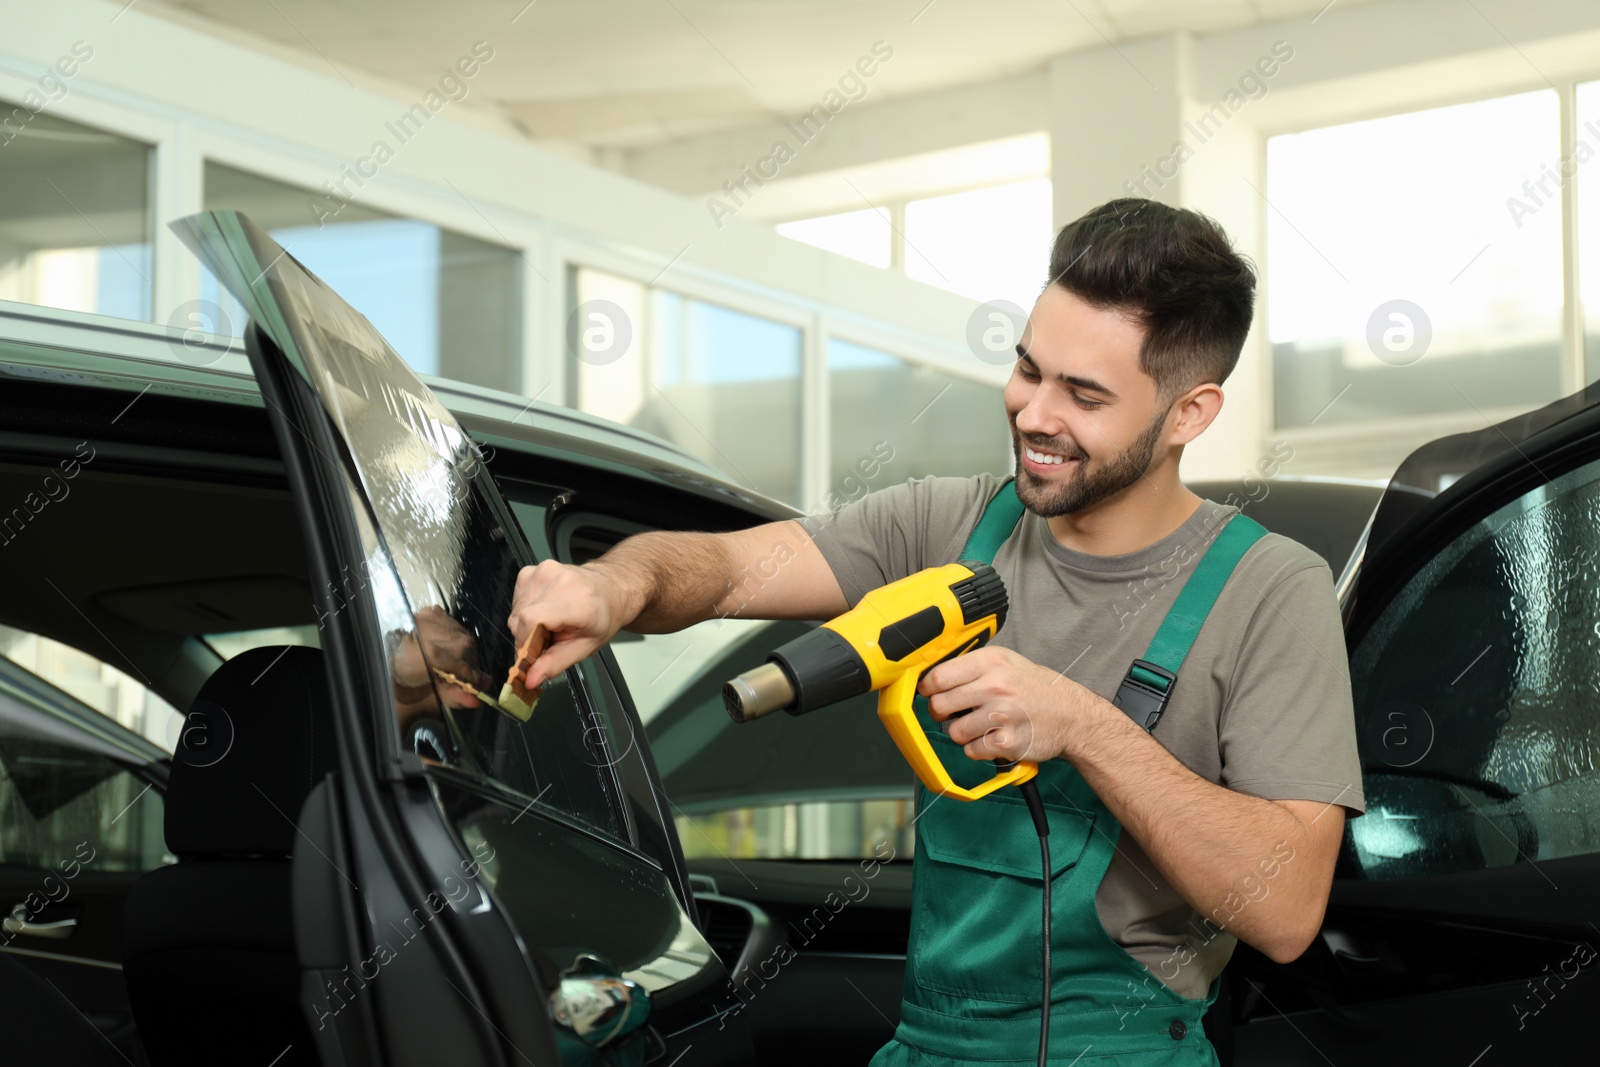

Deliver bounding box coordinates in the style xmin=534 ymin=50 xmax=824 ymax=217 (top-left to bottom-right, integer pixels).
xmin=919 ymin=646 xmax=1089 ymax=764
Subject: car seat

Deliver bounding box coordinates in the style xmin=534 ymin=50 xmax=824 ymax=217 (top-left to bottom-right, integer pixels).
xmin=122 ymin=645 xmax=336 ymax=1067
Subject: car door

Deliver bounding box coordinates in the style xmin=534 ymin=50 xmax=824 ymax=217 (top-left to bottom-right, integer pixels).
xmin=0 ymin=639 xmax=170 ymax=1061
xmin=172 ymin=209 xmax=749 ymax=1067
xmin=1227 ymin=388 xmax=1600 ymax=1064
xmin=528 ymin=505 xmax=917 ymax=1064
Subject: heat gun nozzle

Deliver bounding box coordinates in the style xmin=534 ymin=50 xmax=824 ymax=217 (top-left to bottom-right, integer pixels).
xmin=723 ymin=662 xmax=796 ymax=723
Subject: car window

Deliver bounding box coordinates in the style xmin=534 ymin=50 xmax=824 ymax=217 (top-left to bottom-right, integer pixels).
xmin=0 ymin=629 xmax=171 ymax=873
xmin=1346 ymin=453 xmax=1600 ymax=878
xmin=0 ymin=626 xmax=181 ymax=753
xmin=610 ymin=616 xmax=768 ymax=723
xmin=0 ymin=732 xmax=169 ymax=874
xmin=619 ymin=619 xmax=918 ymax=861
xmin=177 ymin=210 xmax=629 ymax=844
xmin=326 ymin=423 xmax=627 ymax=843
xmin=552 ymin=520 xmax=918 ymax=861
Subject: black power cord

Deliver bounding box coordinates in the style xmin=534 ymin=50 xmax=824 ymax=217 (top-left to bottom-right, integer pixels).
xmin=1019 ymin=779 xmax=1051 ymax=1067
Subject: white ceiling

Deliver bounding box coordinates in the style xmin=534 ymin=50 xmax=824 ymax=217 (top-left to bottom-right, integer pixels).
xmin=145 ymin=0 xmax=1386 ymax=153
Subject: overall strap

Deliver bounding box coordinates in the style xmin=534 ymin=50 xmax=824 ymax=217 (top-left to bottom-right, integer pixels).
xmin=959 ymin=478 xmax=1026 ymax=565
xmin=955 ymin=480 xmax=1267 ymax=732
xmin=1115 ymin=512 xmax=1269 ymax=731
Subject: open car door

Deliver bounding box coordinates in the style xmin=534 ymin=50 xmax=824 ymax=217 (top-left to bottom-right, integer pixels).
xmin=1227 ymin=384 xmax=1600 ymax=1064
xmin=173 ymin=210 xmax=748 ymax=1067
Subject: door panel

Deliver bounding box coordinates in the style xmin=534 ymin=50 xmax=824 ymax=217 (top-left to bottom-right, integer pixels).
xmin=538 ymin=508 xmax=914 ymax=1061
xmin=1235 ymin=977 xmax=1591 ymax=1064
xmin=0 ymin=650 xmax=169 ymax=1060
xmin=0 ymin=873 xmax=145 ymax=1050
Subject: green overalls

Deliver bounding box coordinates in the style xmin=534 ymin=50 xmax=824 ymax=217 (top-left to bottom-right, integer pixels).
xmin=869 ymin=480 xmax=1266 ymax=1067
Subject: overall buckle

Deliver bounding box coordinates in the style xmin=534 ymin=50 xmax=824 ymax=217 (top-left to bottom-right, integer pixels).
xmin=1113 ymin=659 xmax=1176 ymax=732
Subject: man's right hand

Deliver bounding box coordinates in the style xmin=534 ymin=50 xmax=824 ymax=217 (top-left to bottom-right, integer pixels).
xmin=504 ymin=522 xmax=847 ymax=691
xmin=507 ymin=559 xmax=632 ymax=691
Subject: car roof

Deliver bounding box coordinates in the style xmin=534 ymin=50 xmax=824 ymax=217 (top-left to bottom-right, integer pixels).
xmin=0 ymin=302 xmax=799 ymax=719
xmin=0 ymin=300 xmax=793 ymax=521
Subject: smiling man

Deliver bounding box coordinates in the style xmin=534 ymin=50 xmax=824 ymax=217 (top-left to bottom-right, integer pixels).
xmin=507 ymin=197 xmax=1365 ymax=1067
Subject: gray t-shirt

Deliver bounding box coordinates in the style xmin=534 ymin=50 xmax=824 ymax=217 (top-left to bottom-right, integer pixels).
xmin=802 ymin=472 xmax=1365 ymax=1000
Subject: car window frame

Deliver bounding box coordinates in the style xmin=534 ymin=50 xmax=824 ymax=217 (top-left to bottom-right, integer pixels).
xmin=498 ymin=480 xmax=706 ymax=912
xmin=230 ymin=301 xmax=558 ymax=1060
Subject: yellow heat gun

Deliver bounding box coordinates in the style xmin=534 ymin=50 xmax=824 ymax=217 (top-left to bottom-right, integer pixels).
xmin=722 ymin=561 xmax=1036 ymax=801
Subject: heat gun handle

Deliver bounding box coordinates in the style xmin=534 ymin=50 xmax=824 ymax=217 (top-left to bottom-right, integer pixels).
xmin=875 ymin=672 xmax=1038 ymax=802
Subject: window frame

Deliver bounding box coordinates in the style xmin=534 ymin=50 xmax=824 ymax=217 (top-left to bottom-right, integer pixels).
xmin=1264 ymin=73 xmax=1600 ymax=473
xmin=196 ymin=158 xmax=526 ymax=389
xmin=564 ymin=263 xmax=810 ymax=505
xmin=0 ymin=110 xmax=159 ymax=325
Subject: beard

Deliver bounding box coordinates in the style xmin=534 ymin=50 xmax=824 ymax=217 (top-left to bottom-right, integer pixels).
xmin=1011 ymin=406 xmax=1168 ymax=517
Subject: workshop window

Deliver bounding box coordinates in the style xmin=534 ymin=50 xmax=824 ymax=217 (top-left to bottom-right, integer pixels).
xmin=1579 ymin=79 xmax=1600 ymax=384
xmin=774 ymin=175 xmax=1053 ymax=314
xmin=200 ymin=162 xmax=522 ymax=393
xmin=903 ymin=178 xmax=1053 ymax=312
xmin=569 ymin=266 xmax=803 ymax=506
xmin=777 ymin=207 xmax=892 ymax=268
xmin=827 ymin=338 xmax=1010 ymax=491
xmin=1267 ymin=90 xmax=1563 ymax=432
xmin=0 ymin=113 xmax=152 ymax=323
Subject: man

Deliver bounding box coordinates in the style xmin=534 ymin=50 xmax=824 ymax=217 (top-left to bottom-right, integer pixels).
xmin=507 ymin=198 xmax=1364 ymax=1065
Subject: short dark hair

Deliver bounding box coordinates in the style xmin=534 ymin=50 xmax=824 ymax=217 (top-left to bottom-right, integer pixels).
xmin=1045 ymin=198 xmax=1256 ymax=397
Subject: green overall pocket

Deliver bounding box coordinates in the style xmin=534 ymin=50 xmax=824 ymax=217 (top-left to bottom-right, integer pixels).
xmin=910 ymin=730 xmax=1097 ymax=1004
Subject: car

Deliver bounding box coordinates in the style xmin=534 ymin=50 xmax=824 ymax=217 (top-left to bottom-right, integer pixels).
xmin=2 ymin=208 xmax=1593 ymax=1066
xmin=1185 ymin=475 xmax=1384 ymax=576
xmin=0 ymin=209 xmax=807 ymax=1066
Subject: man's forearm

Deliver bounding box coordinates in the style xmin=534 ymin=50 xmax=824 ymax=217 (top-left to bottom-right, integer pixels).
xmin=1060 ymin=692 xmax=1337 ymax=962
xmin=586 ymin=531 xmax=735 ymax=634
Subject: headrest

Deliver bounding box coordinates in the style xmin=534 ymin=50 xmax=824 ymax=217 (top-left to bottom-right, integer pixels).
xmin=165 ymin=645 xmax=336 ymax=859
